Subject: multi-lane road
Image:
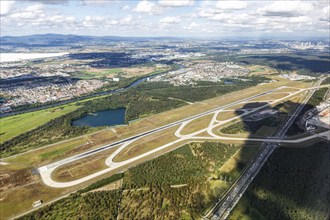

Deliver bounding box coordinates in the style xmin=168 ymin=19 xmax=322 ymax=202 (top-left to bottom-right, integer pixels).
xmin=206 ymin=77 xmax=327 ymax=220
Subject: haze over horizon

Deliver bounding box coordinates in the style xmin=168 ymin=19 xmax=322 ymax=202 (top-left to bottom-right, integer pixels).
xmin=1 ymin=0 xmax=329 ymax=39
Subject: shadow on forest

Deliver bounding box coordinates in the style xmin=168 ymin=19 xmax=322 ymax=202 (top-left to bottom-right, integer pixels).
xmin=13 ymin=98 xmax=329 ymax=220
xmin=0 ymin=75 xmax=75 ymax=88
xmin=68 ymin=52 xmax=149 ymax=68
xmin=229 ymin=100 xmax=330 ymax=220
xmin=236 ymin=55 xmax=330 ymax=73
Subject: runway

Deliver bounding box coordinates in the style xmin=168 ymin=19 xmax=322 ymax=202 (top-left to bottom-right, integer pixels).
xmin=37 ymin=85 xmax=329 ymax=188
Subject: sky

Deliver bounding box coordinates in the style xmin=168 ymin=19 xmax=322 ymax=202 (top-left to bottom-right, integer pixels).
xmin=0 ymin=0 xmax=329 ymax=39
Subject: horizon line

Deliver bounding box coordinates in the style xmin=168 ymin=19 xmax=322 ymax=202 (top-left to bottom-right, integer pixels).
xmin=1 ymin=33 xmax=330 ymax=41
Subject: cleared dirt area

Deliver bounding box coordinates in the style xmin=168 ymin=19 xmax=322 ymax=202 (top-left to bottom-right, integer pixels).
xmin=88 ymin=130 xmax=120 ymax=145
xmin=0 ymin=182 xmax=65 ymax=220
xmin=121 ymin=66 xmax=156 ymax=78
xmin=89 ymin=179 xmax=122 ymax=193
xmin=0 ymin=167 xmax=37 ymax=191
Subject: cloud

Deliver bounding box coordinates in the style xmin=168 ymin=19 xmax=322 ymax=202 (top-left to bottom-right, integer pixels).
xmin=4 ymin=3 xmax=78 ymax=30
xmin=215 ymin=1 xmax=248 ymax=10
xmin=27 ymin=0 xmax=69 ymax=4
xmin=258 ymin=1 xmax=313 ymax=17
xmin=0 ymin=0 xmax=15 ymax=16
xmin=105 ymin=19 xmax=119 ymax=26
xmin=158 ymin=0 xmax=193 ymax=7
xmin=183 ymin=22 xmax=200 ymax=30
xmin=9 ymin=4 xmax=44 ymax=19
xmin=320 ymin=5 xmax=330 ymax=21
xmin=120 ymin=15 xmax=133 ymax=25
xmin=322 ymin=5 xmax=330 ymax=15
xmin=82 ymin=15 xmax=105 ymax=27
xmin=29 ymin=0 xmax=115 ymax=5
xmin=160 ymin=16 xmax=180 ymax=24
xmin=65 ymin=16 xmax=76 ymax=23
xmin=133 ymin=0 xmax=155 ymax=13
xmin=122 ymin=5 xmax=130 ymax=10
xmin=289 ymin=16 xmax=312 ymax=23
xmin=198 ymin=8 xmax=219 ymax=18
xmin=1 ymin=0 xmax=328 ymax=38
xmin=80 ymin=0 xmax=111 ymax=5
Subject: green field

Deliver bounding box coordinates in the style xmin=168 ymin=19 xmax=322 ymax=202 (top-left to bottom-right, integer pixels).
xmin=0 ymin=104 xmax=79 ymax=143
xmin=73 ymin=68 xmax=123 ymax=79
xmin=0 ymin=91 xmax=118 ymax=145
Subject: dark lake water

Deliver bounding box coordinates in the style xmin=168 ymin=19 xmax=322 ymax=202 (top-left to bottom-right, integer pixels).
xmin=72 ymin=108 xmax=126 ymax=127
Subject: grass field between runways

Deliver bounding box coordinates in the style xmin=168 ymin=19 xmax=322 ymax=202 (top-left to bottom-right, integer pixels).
xmin=52 ymin=146 xmax=119 ymax=182
xmin=113 ymin=126 xmax=181 ymax=162
xmin=179 ymin=114 xmax=214 ymax=135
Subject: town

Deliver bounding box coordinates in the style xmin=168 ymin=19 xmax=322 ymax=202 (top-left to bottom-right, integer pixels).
xmin=151 ymin=61 xmax=250 ymax=86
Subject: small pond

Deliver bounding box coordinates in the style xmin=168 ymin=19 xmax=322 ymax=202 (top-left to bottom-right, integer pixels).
xmin=72 ymin=108 xmax=126 ymax=127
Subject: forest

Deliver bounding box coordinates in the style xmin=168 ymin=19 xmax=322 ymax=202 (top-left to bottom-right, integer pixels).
xmin=139 ymin=77 xmax=267 ymax=103
xmin=20 ymin=190 xmax=122 ymax=220
xmin=227 ymin=54 xmax=330 ymax=74
xmin=229 ymin=141 xmax=330 ymax=220
xmin=21 ymin=142 xmax=258 ymax=220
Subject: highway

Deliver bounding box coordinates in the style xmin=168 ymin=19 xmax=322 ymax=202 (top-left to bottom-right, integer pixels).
xmin=206 ymin=77 xmax=326 ymax=220
xmin=37 ymin=84 xmax=329 ymax=188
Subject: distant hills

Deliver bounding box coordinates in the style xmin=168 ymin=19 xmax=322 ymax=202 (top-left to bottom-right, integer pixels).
xmin=0 ymin=34 xmax=181 ymax=47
